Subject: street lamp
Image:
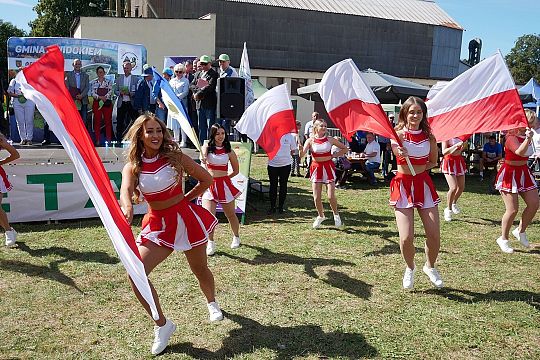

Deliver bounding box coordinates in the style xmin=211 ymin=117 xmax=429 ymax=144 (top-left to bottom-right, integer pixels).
xmin=88 ymin=2 xmax=116 ymax=16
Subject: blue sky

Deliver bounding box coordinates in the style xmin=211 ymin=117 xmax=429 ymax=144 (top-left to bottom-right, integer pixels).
xmin=1 ymin=0 xmax=539 ymax=60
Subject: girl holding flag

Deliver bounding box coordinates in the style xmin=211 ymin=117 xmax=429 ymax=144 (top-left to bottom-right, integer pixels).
xmin=440 ymin=136 xmax=468 ymax=221
xmin=390 ymin=96 xmax=443 ymax=289
xmin=301 ymin=119 xmax=348 ymax=229
xmin=494 ymin=109 xmax=539 ymax=253
xmin=120 ymin=114 xmax=222 ymax=355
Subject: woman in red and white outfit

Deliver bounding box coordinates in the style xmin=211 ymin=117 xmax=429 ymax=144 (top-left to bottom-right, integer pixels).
xmin=301 ymin=119 xmax=348 ymax=229
xmin=201 ymin=124 xmax=242 ymax=255
xmin=440 ymin=136 xmax=468 ymax=221
xmin=494 ymin=110 xmax=539 ymax=253
xmin=390 ymin=96 xmax=443 ymax=290
xmin=120 ymin=114 xmax=222 ymax=355
xmin=0 ymin=134 xmax=19 ymax=247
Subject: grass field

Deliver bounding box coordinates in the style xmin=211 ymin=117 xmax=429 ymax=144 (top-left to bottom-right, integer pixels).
xmin=1 ymin=154 xmax=539 ymax=359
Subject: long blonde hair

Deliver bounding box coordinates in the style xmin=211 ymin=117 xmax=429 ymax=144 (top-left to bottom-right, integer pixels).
xmin=395 ymin=96 xmax=432 ymax=136
xmin=124 ymin=113 xmax=184 ymax=182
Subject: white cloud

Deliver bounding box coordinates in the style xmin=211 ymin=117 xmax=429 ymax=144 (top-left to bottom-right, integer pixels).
xmin=0 ymin=0 xmax=33 ymax=8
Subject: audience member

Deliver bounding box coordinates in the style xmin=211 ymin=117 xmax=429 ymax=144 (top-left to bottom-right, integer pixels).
xmin=7 ymin=70 xmax=35 ymax=145
xmin=479 ymin=135 xmax=502 ymax=180
xmin=169 ymin=64 xmax=190 ymax=146
xmin=114 ymin=60 xmax=139 ymax=143
xmin=217 ymin=53 xmax=238 ymax=136
xmin=190 ymin=55 xmax=218 ymax=144
xmin=362 ymin=132 xmax=381 ymax=185
xmin=65 ymin=59 xmax=90 ymax=130
xmin=134 ymin=66 xmax=157 ymax=114
xmin=90 ymin=66 xmax=113 ymax=145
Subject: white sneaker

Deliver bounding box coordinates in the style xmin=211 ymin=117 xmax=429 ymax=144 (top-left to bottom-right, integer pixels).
xmin=230 ymin=235 xmax=240 ymax=249
xmin=5 ymin=228 xmax=16 ymax=247
xmin=422 ymin=264 xmax=444 ymax=288
xmin=179 ymin=141 xmax=187 ymax=148
xmin=451 ymin=203 xmax=461 ymax=214
xmin=402 ymin=266 xmax=415 ymax=289
xmin=512 ymin=228 xmax=530 ymax=248
xmin=496 ymin=237 xmax=514 ymax=254
xmin=443 ymin=207 xmax=452 ymax=221
xmin=334 ymin=214 xmax=343 ymax=228
xmin=206 ymin=240 xmax=216 ymax=256
xmin=312 ymin=216 xmax=326 ymax=229
xmin=151 ymin=318 xmax=176 ymax=355
xmin=207 ymin=301 xmax=223 ymax=322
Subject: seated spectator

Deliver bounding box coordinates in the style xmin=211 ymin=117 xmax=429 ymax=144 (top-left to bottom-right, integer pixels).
xmin=479 ymin=135 xmax=502 ymax=180
xmin=361 ymin=132 xmax=381 ymax=185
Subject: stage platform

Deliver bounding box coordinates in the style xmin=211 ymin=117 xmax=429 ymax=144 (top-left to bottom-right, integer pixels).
xmin=11 ymin=145 xmax=200 ymax=164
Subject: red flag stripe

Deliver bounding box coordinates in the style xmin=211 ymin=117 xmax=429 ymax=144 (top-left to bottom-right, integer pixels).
xmin=257 ymin=109 xmax=298 ymax=160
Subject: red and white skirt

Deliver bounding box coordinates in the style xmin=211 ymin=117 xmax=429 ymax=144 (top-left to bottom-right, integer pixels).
xmin=137 ymin=199 xmax=218 ymax=251
xmin=441 ymin=154 xmax=466 ymax=176
xmin=310 ymin=160 xmax=336 ymax=184
xmin=495 ymin=163 xmax=537 ymax=193
xmin=201 ymin=176 xmax=241 ymax=203
xmin=389 ymin=171 xmax=440 ymax=209
xmin=0 ymin=166 xmax=12 ymax=193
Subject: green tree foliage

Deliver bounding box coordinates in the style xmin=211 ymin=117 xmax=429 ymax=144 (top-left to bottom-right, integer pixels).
xmin=0 ymin=20 xmax=26 ymax=85
xmin=505 ymin=34 xmax=540 ymax=84
xmin=29 ymin=0 xmax=109 ymax=37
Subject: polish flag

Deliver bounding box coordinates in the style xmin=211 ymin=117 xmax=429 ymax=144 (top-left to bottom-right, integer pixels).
xmin=235 ymin=83 xmax=297 ymax=159
xmin=319 ymin=58 xmax=399 ymax=142
xmin=427 ymin=52 xmax=528 ymax=142
xmin=16 ymin=46 xmax=159 ymax=320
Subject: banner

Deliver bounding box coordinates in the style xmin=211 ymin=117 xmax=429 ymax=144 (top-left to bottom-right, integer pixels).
xmin=7 ymin=37 xmax=147 ymax=80
xmin=3 ymin=163 xmax=147 ymax=223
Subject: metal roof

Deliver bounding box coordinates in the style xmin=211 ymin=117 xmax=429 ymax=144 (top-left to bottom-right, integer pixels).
xmin=225 ymin=0 xmax=462 ymax=29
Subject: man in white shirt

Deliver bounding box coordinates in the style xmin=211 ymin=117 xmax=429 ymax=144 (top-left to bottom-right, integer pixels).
xmin=267 ymin=133 xmax=297 ymax=214
xmin=114 ymin=60 xmax=139 ymax=142
xmin=361 ymin=132 xmax=381 ymax=185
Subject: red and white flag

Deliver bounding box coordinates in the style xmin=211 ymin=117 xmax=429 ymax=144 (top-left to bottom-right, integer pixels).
xmin=319 ymin=58 xmax=399 ymax=142
xmin=16 ymin=46 xmax=159 ymax=320
xmin=235 ymin=83 xmax=297 ymax=159
xmin=427 ymin=52 xmax=528 ymax=142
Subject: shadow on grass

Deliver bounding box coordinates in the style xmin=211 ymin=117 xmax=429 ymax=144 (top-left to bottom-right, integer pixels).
xmin=422 ymin=287 xmax=540 ymax=311
xmin=218 ymin=244 xmax=372 ymax=299
xmin=168 ymin=312 xmax=377 ymax=359
xmin=0 ymin=242 xmax=119 ymax=293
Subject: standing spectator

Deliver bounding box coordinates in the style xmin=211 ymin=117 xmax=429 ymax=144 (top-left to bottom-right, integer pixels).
xmin=7 ymin=70 xmax=35 ymax=145
xmin=169 ymin=64 xmax=190 ymax=146
xmin=361 ymin=132 xmax=381 ymax=185
xmin=479 ymin=135 xmax=503 ymax=180
xmin=378 ymin=113 xmax=393 ymax=179
xmin=303 ymin=111 xmax=319 ymax=178
xmin=154 ymin=68 xmax=172 ymax=123
xmin=190 ymin=55 xmax=218 ymax=144
xmin=267 ymin=132 xmax=297 ymax=214
xmin=134 ymin=66 xmax=157 ymax=114
xmin=186 ymin=60 xmax=199 ymax=146
xmin=90 ymin=66 xmax=113 ymax=146
xmin=114 ymin=60 xmax=139 ymax=144
xmin=217 ymin=53 xmax=238 ymax=136
xmin=290 ymin=121 xmax=302 ymax=176
xmin=65 ymin=59 xmax=90 ymax=129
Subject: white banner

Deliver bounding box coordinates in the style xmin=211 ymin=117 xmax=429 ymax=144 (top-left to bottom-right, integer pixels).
xmin=4 ymin=163 xmax=147 ymax=223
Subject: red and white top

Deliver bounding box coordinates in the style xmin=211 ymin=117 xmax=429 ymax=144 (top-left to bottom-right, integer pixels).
xmin=139 ymin=154 xmax=183 ymax=202
xmin=206 ymin=146 xmax=230 ymax=171
xmin=505 ymin=135 xmax=533 ymax=161
xmin=391 ymin=128 xmax=430 ymax=165
xmin=311 ymin=136 xmax=332 ymax=159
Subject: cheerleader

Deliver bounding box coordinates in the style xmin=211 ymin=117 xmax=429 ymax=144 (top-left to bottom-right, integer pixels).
xmin=201 ymin=124 xmax=242 ymax=255
xmin=300 ymin=119 xmax=348 ymax=228
xmin=0 ymin=134 xmax=19 ymax=247
xmin=494 ymin=109 xmax=539 ymax=253
xmin=440 ymin=137 xmax=467 ymax=221
xmin=120 ymin=115 xmax=222 ymax=355
xmin=390 ymin=96 xmax=443 ymax=289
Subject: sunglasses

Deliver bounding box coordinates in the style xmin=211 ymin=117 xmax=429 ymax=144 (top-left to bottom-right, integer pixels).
xmin=175 ymin=70 xmax=183 ymax=73
xmin=199 ymin=62 xmax=208 ymax=66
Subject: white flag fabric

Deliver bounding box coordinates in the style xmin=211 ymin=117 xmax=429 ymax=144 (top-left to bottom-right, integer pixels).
xmin=238 ymin=42 xmax=255 ymax=109
xmin=235 ymin=84 xmax=297 ymax=159
xmin=17 ymin=45 xmax=159 ymax=320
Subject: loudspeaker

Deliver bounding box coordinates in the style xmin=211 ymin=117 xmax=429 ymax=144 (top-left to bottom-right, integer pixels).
xmin=219 ymin=77 xmax=245 ymax=119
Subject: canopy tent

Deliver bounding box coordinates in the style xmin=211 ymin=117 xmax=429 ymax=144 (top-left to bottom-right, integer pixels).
xmin=297 ymin=68 xmax=429 ymax=103
xmin=518 ymin=78 xmax=540 ymax=113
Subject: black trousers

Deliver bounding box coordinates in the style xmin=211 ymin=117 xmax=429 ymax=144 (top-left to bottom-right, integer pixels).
xmin=116 ymin=101 xmax=138 ymax=142
xmin=267 ymin=164 xmax=291 ymax=210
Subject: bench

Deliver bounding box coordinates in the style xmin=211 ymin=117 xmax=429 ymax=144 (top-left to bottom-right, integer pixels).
xmin=249 ymin=178 xmax=270 ymax=199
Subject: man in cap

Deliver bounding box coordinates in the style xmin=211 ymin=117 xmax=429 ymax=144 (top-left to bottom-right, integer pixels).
xmin=190 ymin=55 xmax=218 ymax=143
xmin=134 ymin=65 xmax=157 ymax=115
xmin=216 ymin=53 xmax=239 ymax=137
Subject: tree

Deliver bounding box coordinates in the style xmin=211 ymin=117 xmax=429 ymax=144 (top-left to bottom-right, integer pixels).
xmin=505 ymin=34 xmax=540 ymax=84
xmin=29 ymin=0 xmax=109 ymax=37
xmin=0 ymin=20 xmax=26 ymax=86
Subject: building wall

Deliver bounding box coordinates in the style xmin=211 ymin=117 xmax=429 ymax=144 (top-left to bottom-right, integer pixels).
xmin=138 ymin=0 xmax=462 ymax=80
xmin=73 ymin=16 xmax=216 ymax=69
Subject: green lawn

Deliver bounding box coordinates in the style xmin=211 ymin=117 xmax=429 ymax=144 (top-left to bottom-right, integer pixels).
xmin=1 ymin=154 xmax=539 ymax=359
